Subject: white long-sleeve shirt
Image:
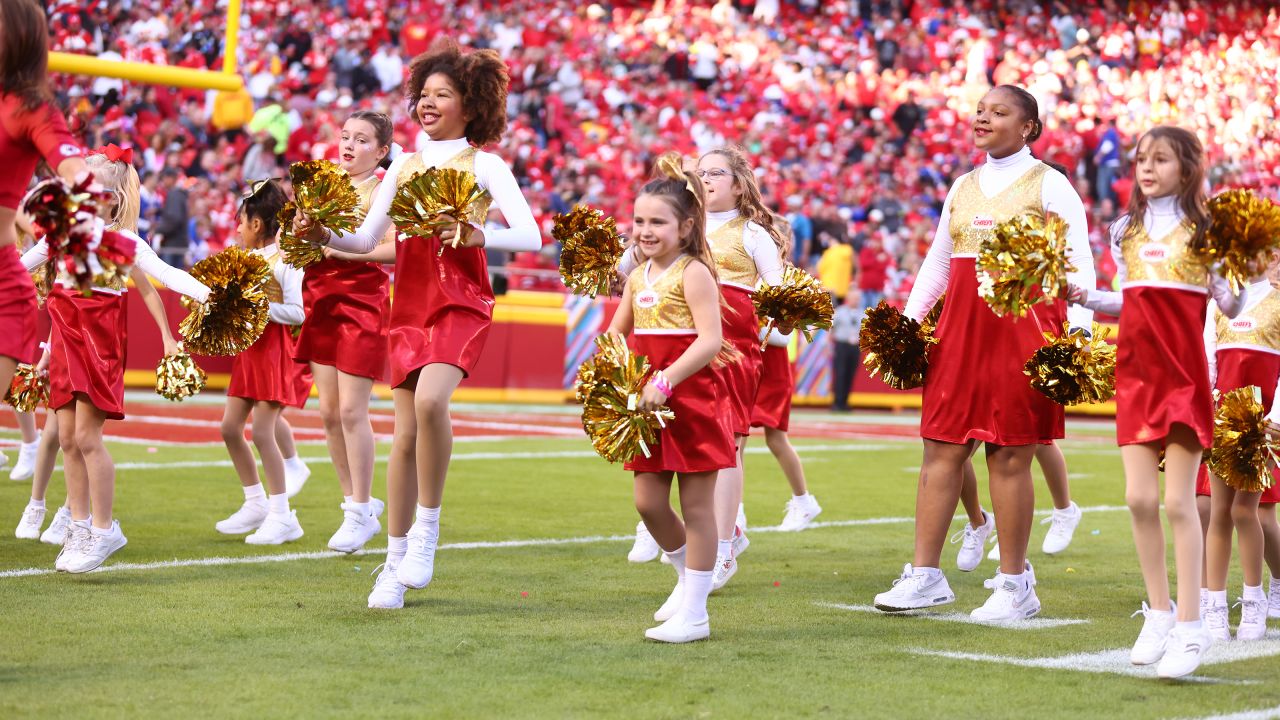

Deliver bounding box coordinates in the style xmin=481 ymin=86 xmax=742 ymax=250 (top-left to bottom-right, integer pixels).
xmin=1077 ymin=194 xmax=1246 ymax=318
xmin=22 ymin=229 xmax=211 ymax=302
xmin=326 ymin=136 xmax=540 ymax=254
xmin=904 ymin=146 xmax=1095 ymax=330
xmin=253 ymin=243 xmax=304 ymax=326
xmin=619 ymin=209 xmax=787 ymax=287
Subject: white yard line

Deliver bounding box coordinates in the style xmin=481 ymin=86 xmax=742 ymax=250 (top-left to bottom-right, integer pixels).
xmin=1166 ymin=705 xmax=1280 ymax=720
xmin=817 ymin=602 xmax=1091 ymax=628
xmin=0 ymin=505 xmax=1129 ymax=580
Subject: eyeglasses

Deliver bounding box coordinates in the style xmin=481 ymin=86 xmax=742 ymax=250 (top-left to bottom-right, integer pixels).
xmin=242 ymin=178 xmax=276 ymax=199
xmin=694 ymin=169 xmax=731 ymax=179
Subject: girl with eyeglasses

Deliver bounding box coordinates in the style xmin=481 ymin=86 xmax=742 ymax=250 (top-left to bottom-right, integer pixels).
xmin=293 ymin=38 xmax=539 ymax=609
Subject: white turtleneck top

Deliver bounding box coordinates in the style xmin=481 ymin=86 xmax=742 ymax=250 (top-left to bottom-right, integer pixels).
xmin=905 ymin=146 xmax=1096 ymax=330
xmin=326 ymin=137 xmax=540 ymax=254
xmin=1076 ymin=194 xmax=1246 ymax=317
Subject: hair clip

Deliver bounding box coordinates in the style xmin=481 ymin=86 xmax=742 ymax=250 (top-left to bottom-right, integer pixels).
xmin=656 ymin=154 xmax=701 ymax=208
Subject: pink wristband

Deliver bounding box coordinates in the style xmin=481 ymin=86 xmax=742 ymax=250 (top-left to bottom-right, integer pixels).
xmin=651 ymin=370 xmax=673 ymax=398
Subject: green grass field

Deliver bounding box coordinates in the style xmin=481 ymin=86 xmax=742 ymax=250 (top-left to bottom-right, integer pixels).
xmin=1 ymin=406 xmax=1278 ymax=719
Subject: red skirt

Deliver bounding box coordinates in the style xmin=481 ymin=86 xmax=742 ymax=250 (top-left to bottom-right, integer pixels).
xmin=718 ymin=286 xmax=764 ymax=436
xmin=294 ymin=257 xmax=390 ymax=380
xmin=1195 ymin=348 xmax=1280 ymax=501
xmin=624 ymin=333 xmax=736 ymax=474
xmin=388 ymin=232 xmax=493 ymax=388
xmin=921 ymin=257 xmax=1064 ymax=445
xmin=751 ymin=343 xmax=793 ymax=431
xmin=1116 ymin=287 xmax=1212 ymax=447
xmin=229 ymin=323 xmax=312 ymax=408
xmin=47 ymin=287 xmax=126 ymax=419
xmin=0 ymin=244 xmax=38 ymax=364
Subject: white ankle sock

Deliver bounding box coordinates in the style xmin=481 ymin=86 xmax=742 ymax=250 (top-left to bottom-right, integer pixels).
xmin=794 ymin=492 xmax=812 ymax=501
xmin=352 ymin=501 xmax=370 ymax=517
xmin=284 ymin=455 xmax=305 ymax=470
xmin=1210 ymin=589 xmax=1228 ymax=607
xmin=416 ymin=505 xmax=440 ymax=526
xmin=1244 ymin=584 xmax=1265 ymax=602
xmin=28 ymin=498 xmax=45 ymax=509
xmin=20 ymin=440 xmax=37 ymax=452
xmin=681 ymin=569 xmax=713 ymax=622
xmin=717 ymin=538 xmax=733 ymax=559
xmin=1003 ymin=571 xmax=1027 ymax=589
xmin=243 ymin=483 xmax=266 ymax=501
xmin=268 ymin=493 xmax=289 ymax=514
xmin=912 ymin=566 xmax=943 ymax=581
xmin=1176 ymin=620 xmax=1203 ymax=631
xmin=344 ymin=495 xmax=354 ymax=504
xmin=664 ymin=545 xmax=687 ymax=581
xmin=388 ymin=535 xmax=408 ymax=565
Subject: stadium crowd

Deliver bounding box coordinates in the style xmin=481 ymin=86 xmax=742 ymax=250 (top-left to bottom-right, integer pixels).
xmin=45 ymin=0 xmax=1280 ymax=298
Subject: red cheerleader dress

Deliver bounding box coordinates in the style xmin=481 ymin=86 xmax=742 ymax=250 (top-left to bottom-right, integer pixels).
xmin=623 ymin=256 xmax=736 ymax=474
xmin=751 ymin=342 xmax=793 ymax=432
xmin=293 ymin=176 xmax=390 ymax=380
xmin=229 ymin=250 xmax=312 ymax=407
xmin=921 ymin=163 xmax=1065 ymax=446
xmin=708 ymin=214 xmax=767 ymax=436
xmin=47 ymin=287 xmax=127 ymax=419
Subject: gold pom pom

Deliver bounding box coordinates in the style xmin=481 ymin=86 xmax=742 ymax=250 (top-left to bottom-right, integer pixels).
xmin=155 ymin=352 xmax=207 ymax=402
xmin=858 ymin=300 xmax=936 ymax=390
xmin=277 ymin=202 xmax=327 ymax=269
xmin=1198 ymin=189 xmax=1280 ymax=292
xmin=1206 ymin=386 xmax=1279 ymax=493
xmin=179 ymin=247 xmax=272 ymax=356
xmin=976 ymin=212 xmax=1075 ymax=318
xmin=388 ymin=168 xmax=490 ymax=255
xmin=1023 ymin=323 xmax=1117 ymax=405
xmin=920 ymin=294 xmax=945 ymax=337
xmin=554 ymin=205 xmax=623 ymax=297
xmin=575 ymin=334 xmax=675 ymax=463
xmin=4 ymin=364 xmax=49 ymax=412
xmin=752 ymin=265 xmax=834 ymax=348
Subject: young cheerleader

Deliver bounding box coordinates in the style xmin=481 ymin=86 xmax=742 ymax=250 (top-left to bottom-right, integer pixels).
xmin=295 ymin=39 xmax=540 ymax=608
xmin=609 ymin=154 xmax=735 ymax=642
xmin=21 ymin=147 xmax=211 ymax=572
xmin=752 ymin=321 xmax=822 ymax=531
xmin=1199 ymin=261 xmax=1280 ymax=643
xmin=1068 ymin=126 xmax=1247 ymax=677
xmin=873 ymin=85 xmax=1095 ymax=622
xmin=291 ymin=110 xmax=395 ymax=553
xmin=215 ymin=179 xmax=311 ymax=545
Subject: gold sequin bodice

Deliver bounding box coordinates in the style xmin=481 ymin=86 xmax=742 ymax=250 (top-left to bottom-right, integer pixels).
xmin=948 ymin=163 xmax=1050 ymax=255
xmin=1120 ymin=222 xmax=1208 ymax=288
xmin=1217 ymin=289 xmax=1280 ymax=351
xmin=630 ymin=255 xmax=696 ymax=332
xmin=708 ymin=215 xmax=758 ymax=288
xmin=394 ymin=146 xmax=494 ymax=225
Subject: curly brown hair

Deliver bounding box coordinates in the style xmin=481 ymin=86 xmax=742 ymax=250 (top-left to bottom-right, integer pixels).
xmin=403 ymin=37 xmax=509 ymax=147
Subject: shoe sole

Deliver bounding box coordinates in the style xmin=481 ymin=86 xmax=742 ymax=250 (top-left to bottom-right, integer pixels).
xmin=399 ymin=575 xmax=432 ymax=590
xmin=971 ymin=601 xmax=1041 ymax=623
xmin=368 ymin=601 xmax=405 ymax=610
xmin=216 ymin=523 xmax=265 ymax=535
xmin=627 ymin=551 xmax=660 ymax=563
xmin=329 ymin=532 xmax=380 ymax=554
xmin=65 ymin=537 xmax=128 ymax=574
xmin=15 ymin=531 xmax=41 ymax=540
xmin=245 ymin=528 xmax=304 ymax=545
xmin=644 ymin=627 xmax=710 ymax=643
xmin=873 ymin=595 xmax=956 ymax=612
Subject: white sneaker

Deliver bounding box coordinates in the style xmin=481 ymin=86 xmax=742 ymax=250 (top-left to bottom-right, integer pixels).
xmin=952 ymin=511 xmax=994 ymax=572
xmin=55 ymin=520 xmax=93 ymax=571
xmin=65 ymin=521 xmax=128 ymax=573
xmin=970 ymin=572 xmax=1041 ymax=622
xmin=711 ymin=554 xmax=737 ymax=591
xmin=1200 ymin=588 xmax=1210 ymax=618
xmin=1235 ymin=596 xmax=1268 ymax=641
xmin=779 ymin=495 xmax=823 ymax=531
xmin=15 ymin=502 xmax=45 ymax=539
xmin=628 ymin=521 xmax=661 ymax=563
xmin=1041 ymin=501 xmax=1082 ymax=555
xmin=736 ymin=504 xmax=747 ymax=532
xmin=284 ymin=460 xmax=311 ymax=498
xmin=645 ymin=613 xmax=710 ymax=643
xmin=370 ymin=497 xmax=385 ymax=518
xmin=40 ymin=506 xmax=72 ymax=545
xmin=987 ymin=538 xmax=1001 ymax=562
xmin=328 ymin=502 xmax=381 ymax=553
xmin=874 ymin=564 xmax=956 ymax=612
xmin=9 ymin=441 xmax=38 ymax=481
xmin=244 ymin=510 xmax=304 ymax=545
xmin=367 ymin=562 xmax=407 ymax=609
xmin=660 ymin=552 xmax=672 ymax=565
xmin=0 ymin=450 xmax=8 ymax=470
xmin=1204 ymin=600 xmax=1232 ymax=643
xmin=1130 ymin=601 xmax=1176 ymax=665
xmin=1157 ymin=625 xmax=1212 ymax=679
xmin=1268 ymin=578 xmax=1280 ymax=619
xmin=397 ymin=520 xmax=439 ymax=589
xmin=215 ymin=499 xmax=269 ymax=535
xmin=732 ymin=525 xmax=750 ymax=558
xmin=654 ymin=582 xmax=685 ymax=622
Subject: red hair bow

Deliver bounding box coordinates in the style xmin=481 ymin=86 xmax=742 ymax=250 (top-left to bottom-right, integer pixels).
xmin=98 ymin=143 xmax=134 ymax=165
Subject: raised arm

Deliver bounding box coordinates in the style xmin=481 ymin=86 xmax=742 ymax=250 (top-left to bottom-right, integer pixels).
xmin=474 ymin=153 xmax=540 ymax=252
xmin=131 ymin=234 xmax=211 ymax=302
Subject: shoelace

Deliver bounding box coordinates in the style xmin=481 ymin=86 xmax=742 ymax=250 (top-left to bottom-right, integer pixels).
xmin=1205 ymin=604 xmax=1229 ymax=629
xmin=1233 ymin=598 xmax=1264 ymax=624
xmin=949 ymin=525 xmax=982 ymax=546
xmin=21 ymin=507 xmax=43 ymax=526
xmin=369 ymin=562 xmax=399 ymax=587
xmin=408 ymin=527 xmax=437 ymax=559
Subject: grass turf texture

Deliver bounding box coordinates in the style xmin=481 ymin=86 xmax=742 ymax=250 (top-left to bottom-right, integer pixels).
xmin=1 ymin=408 xmax=1278 ymax=719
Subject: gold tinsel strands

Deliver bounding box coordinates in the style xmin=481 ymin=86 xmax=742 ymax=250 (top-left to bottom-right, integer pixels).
xmin=4 ymin=365 xmax=49 ymax=412
xmin=859 ymin=300 xmax=936 ymax=390
xmin=920 ymin=294 xmax=945 ymax=337
xmin=1023 ymin=323 xmax=1117 ymax=405
xmin=155 ymin=352 xmax=207 ymax=402
xmin=277 ymin=202 xmax=327 ymax=269
xmin=575 ymin=334 xmax=675 ymax=463
xmin=553 ymin=205 xmax=624 ymax=297
xmin=1198 ymin=189 xmax=1280 ymax=292
xmin=179 ymin=247 xmax=272 ymax=356
xmin=976 ymin=211 xmax=1075 ymax=318
xmin=387 ymin=168 xmax=490 ymax=256
xmin=752 ymin=265 xmax=834 ymax=349
xmin=1206 ymin=386 xmax=1279 ymax=493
